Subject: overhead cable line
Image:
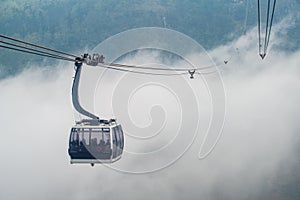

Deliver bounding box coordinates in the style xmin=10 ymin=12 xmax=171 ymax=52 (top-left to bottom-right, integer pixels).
xmin=1 ymin=34 xmax=225 ymax=78
xmin=0 ymin=34 xmax=77 ymax=58
xmin=263 ymin=0 xmax=271 ymax=53
xmin=101 ymin=62 xmax=217 ymax=72
xmin=243 ymin=0 xmax=250 ymax=35
xmin=257 ymin=0 xmax=276 ymax=59
xmin=257 ymin=0 xmax=262 ymax=56
xmin=265 ymin=0 xmax=276 ymax=52
xmin=0 ymin=44 xmax=74 ymax=62
xmin=97 ymin=63 xmax=219 ymax=77
xmin=0 ymin=40 xmax=74 ymax=62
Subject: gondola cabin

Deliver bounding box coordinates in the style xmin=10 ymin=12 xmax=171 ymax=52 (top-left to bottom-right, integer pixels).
xmin=68 ymin=119 xmax=124 ymax=166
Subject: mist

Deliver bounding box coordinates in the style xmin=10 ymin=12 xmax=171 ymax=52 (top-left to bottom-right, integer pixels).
xmin=0 ymin=24 xmax=300 ymax=200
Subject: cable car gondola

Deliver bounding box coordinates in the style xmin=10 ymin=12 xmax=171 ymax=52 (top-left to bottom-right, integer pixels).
xmin=69 ymin=119 xmax=124 ymax=165
xmin=68 ymin=57 xmax=124 ymax=166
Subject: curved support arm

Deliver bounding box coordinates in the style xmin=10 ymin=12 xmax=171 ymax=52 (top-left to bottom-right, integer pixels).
xmin=72 ymin=60 xmax=99 ymax=119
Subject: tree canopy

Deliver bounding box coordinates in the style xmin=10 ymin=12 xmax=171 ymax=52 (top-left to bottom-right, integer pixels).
xmin=0 ymin=0 xmax=299 ymax=78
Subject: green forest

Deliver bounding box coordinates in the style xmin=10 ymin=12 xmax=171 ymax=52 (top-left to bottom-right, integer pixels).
xmin=0 ymin=0 xmax=299 ymax=78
